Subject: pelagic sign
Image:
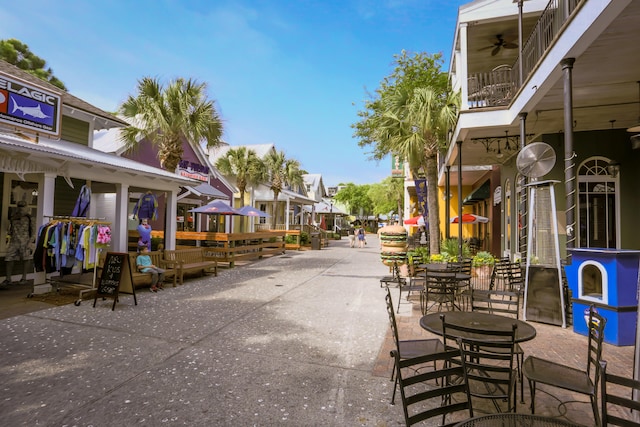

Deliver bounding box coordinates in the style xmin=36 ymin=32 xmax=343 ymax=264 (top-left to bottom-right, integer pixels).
xmin=0 ymin=71 xmax=62 ymax=137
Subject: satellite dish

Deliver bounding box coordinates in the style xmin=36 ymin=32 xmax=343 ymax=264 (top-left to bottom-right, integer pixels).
xmin=516 ymin=142 xmax=556 ymax=178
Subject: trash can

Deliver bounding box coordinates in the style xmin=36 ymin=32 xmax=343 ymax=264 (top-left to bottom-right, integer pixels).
xmin=311 ymin=233 xmax=321 ymax=250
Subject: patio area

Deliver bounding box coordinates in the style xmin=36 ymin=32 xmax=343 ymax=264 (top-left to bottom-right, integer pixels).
xmin=376 ymin=290 xmax=636 ymax=426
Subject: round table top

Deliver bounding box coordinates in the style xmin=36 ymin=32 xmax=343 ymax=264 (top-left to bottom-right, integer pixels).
xmin=454 ymin=413 xmax=580 ymax=427
xmin=420 ymin=311 xmax=537 ymax=343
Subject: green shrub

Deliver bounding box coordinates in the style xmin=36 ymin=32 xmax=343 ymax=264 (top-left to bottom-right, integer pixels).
xmin=151 ymin=237 xmax=163 ymax=251
xmin=440 ymin=238 xmax=471 ymax=262
xmin=284 ymin=235 xmax=298 ymax=244
xmin=300 ymin=232 xmax=310 ymax=244
xmin=472 ymin=251 xmax=495 ymax=267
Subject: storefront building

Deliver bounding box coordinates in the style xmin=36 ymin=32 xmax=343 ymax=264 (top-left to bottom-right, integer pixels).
xmin=0 ymin=60 xmax=195 ymax=291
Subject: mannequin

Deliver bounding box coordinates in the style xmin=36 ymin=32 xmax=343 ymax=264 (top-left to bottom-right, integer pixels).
xmin=2 ymin=201 xmax=33 ymax=286
xmin=137 ymin=218 xmax=152 ymax=251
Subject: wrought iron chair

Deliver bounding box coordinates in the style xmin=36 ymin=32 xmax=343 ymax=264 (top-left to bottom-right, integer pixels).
xmin=380 ymin=261 xmax=406 ymax=289
xmin=448 ymin=258 xmax=473 ymax=310
xmin=385 ymin=287 xmax=445 ymax=404
xmin=456 ymin=324 xmax=518 ymax=414
xmin=523 ymin=307 xmax=606 ymax=425
xmin=424 ymin=270 xmax=458 ymax=313
xmin=600 ymin=359 xmax=640 ymax=427
xmin=392 ymin=347 xmax=471 ymax=426
xmin=471 ymin=289 xmax=525 ymax=402
xmin=489 ymin=258 xmax=512 ymax=291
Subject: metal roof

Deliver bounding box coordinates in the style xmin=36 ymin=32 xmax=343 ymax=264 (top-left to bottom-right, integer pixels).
xmin=0 ymin=131 xmax=196 ymax=186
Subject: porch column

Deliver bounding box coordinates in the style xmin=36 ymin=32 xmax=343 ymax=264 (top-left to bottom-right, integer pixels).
xmin=517 ymin=0 xmax=524 ymax=85
xmin=285 ymin=198 xmax=290 ymax=230
xmin=561 ymin=58 xmax=576 ymax=257
xmin=518 ymin=112 xmax=528 ymax=260
xmin=114 ymin=183 xmax=129 ymax=252
xmin=445 ymin=165 xmax=451 ymax=239
xmin=459 ymin=23 xmax=470 ymax=111
xmin=38 ymin=173 xmax=56 ymax=222
xmin=33 ymin=173 xmax=56 ymax=286
xmin=457 ymin=140 xmax=463 ymax=259
xmin=164 ymin=190 xmax=178 ymax=250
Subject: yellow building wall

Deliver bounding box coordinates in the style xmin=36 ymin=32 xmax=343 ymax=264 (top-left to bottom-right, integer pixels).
xmin=438 ymin=186 xmax=477 ymax=241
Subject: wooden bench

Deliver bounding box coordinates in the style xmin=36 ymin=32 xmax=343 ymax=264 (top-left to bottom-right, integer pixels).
xmin=163 ymin=248 xmax=218 ymax=285
xmin=128 ymin=252 xmax=177 ymax=288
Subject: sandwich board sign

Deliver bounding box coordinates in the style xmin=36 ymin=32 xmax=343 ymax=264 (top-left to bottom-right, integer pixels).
xmin=0 ymin=71 xmax=62 ymax=138
xmin=93 ymin=252 xmax=137 ymax=311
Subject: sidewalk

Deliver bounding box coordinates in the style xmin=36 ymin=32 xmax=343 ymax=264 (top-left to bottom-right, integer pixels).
xmin=0 ymin=237 xmax=635 ymax=426
xmin=0 ymin=237 xmax=405 ymax=426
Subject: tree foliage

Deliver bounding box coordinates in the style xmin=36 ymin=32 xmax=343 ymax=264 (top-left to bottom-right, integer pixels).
xmin=333 ymin=183 xmax=373 ymax=218
xmin=119 ymin=77 xmax=223 ymax=171
xmin=352 ymin=50 xmax=448 ymax=162
xmin=368 ymin=177 xmax=404 ymax=218
xmin=351 ymin=50 xmax=459 ymax=254
xmin=0 ymin=38 xmax=67 ymax=90
xmin=262 ymin=150 xmax=305 ymax=229
xmin=214 ymin=146 xmax=262 ymax=208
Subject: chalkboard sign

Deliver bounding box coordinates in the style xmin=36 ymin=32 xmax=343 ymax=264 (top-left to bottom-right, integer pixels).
xmin=93 ymin=252 xmax=137 ymax=311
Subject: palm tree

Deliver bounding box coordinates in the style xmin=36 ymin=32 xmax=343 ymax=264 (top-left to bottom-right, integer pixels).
xmin=215 ymin=147 xmax=263 ymax=207
xmin=262 ymin=150 xmax=304 ymax=229
xmin=118 ymin=77 xmax=223 ymax=171
xmin=381 ymin=86 xmax=459 ymax=255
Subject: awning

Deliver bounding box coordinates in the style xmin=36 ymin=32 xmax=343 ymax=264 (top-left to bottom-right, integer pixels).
xmin=184 ymin=183 xmax=229 ymax=199
xmin=463 ymin=181 xmax=490 ymax=205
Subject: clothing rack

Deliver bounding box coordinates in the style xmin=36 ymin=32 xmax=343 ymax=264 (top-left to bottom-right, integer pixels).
xmin=38 ymin=216 xmax=111 ymax=305
xmin=44 ymin=215 xmax=110 ymax=224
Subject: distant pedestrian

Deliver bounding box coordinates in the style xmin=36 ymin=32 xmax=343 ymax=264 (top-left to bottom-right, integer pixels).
xmin=357 ymin=226 xmax=366 ymax=248
xmin=347 ymin=226 xmax=356 ymax=248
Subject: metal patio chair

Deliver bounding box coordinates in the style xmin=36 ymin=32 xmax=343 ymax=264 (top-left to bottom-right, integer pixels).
xmin=523 ymin=307 xmax=606 ymax=425
xmin=392 ymin=347 xmax=471 ymax=426
xmin=385 ymin=287 xmax=445 ymax=404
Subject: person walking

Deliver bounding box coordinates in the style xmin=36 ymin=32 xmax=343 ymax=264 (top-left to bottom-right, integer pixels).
xmin=357 ymin=226 xmax=366 ymax=248
xmin=347 ymin=226 xmax=356 ymax=248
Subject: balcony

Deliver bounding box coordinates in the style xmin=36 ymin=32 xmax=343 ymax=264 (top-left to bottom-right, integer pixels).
xmin=466 ymin=0 xmax=585 ymax=110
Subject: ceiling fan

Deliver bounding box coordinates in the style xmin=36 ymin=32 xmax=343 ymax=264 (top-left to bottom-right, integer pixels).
xmin=478 ymin=34 xmax=518 ymax=56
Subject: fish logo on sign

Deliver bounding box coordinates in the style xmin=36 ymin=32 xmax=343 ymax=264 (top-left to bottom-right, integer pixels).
xmin=11 ymin=96 xmax=50 ymax=119
xmin=8 ymin=93 xmax=54 ymax=126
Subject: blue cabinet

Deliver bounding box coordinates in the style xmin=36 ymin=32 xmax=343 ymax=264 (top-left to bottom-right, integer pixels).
xmin=565 ymin=248 xmax=640 ymax=346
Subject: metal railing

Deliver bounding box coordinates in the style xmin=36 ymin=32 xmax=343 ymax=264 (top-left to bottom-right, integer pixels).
xmin=468 ymin=0 xmax=585 ymax=109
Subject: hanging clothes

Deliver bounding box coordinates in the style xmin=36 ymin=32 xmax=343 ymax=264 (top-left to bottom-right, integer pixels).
xmin=33 ymin=219 xmax=111 ymax=274
xmin=71 ymin=185 xmax=91 ymax=217
xmin=137 ymin=221 xmax=152 ymax=251
xmin=132 ymin=192 xmax=158 ymax=220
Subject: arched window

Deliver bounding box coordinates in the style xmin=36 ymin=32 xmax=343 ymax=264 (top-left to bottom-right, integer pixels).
xmin=578 ymin=157 xmax=620 ymax=248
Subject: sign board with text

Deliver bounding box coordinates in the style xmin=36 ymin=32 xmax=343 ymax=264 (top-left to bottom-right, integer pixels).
xmin=93 ymin=252 xmax=137 ymax=311
xmin=0 ymin=71 xmax=62 ymax=138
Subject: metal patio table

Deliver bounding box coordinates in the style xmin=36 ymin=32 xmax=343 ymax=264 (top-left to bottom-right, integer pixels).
xmin=420 ymin=311 xmax=537 ymax=343
xmin=454 ymin=413 xmax=581 ymax=426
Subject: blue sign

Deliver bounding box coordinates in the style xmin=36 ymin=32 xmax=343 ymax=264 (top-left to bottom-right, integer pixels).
xmin=0 ymin=71 xmax=62 ymax=137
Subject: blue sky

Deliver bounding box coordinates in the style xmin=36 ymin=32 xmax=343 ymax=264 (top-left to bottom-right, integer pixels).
xmin=0 ymin=0 xmax=467 ymax=186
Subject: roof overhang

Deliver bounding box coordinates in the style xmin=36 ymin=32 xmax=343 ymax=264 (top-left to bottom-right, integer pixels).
xmin=0 ymin=131 xmax=196 ymax=191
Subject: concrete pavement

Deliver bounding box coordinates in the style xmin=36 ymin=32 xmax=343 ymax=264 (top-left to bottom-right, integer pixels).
xmin=0 ymin=236 xmax=636 ymax=426
xmin=0 ymin=237 xmax=406 ymax=426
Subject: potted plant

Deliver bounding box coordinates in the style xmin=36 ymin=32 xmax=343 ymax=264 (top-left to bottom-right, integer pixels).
xmin=472 ymin=251 xmax=495 ymax=278
xmin=440 ymin=238 xmax=471 ymax=263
